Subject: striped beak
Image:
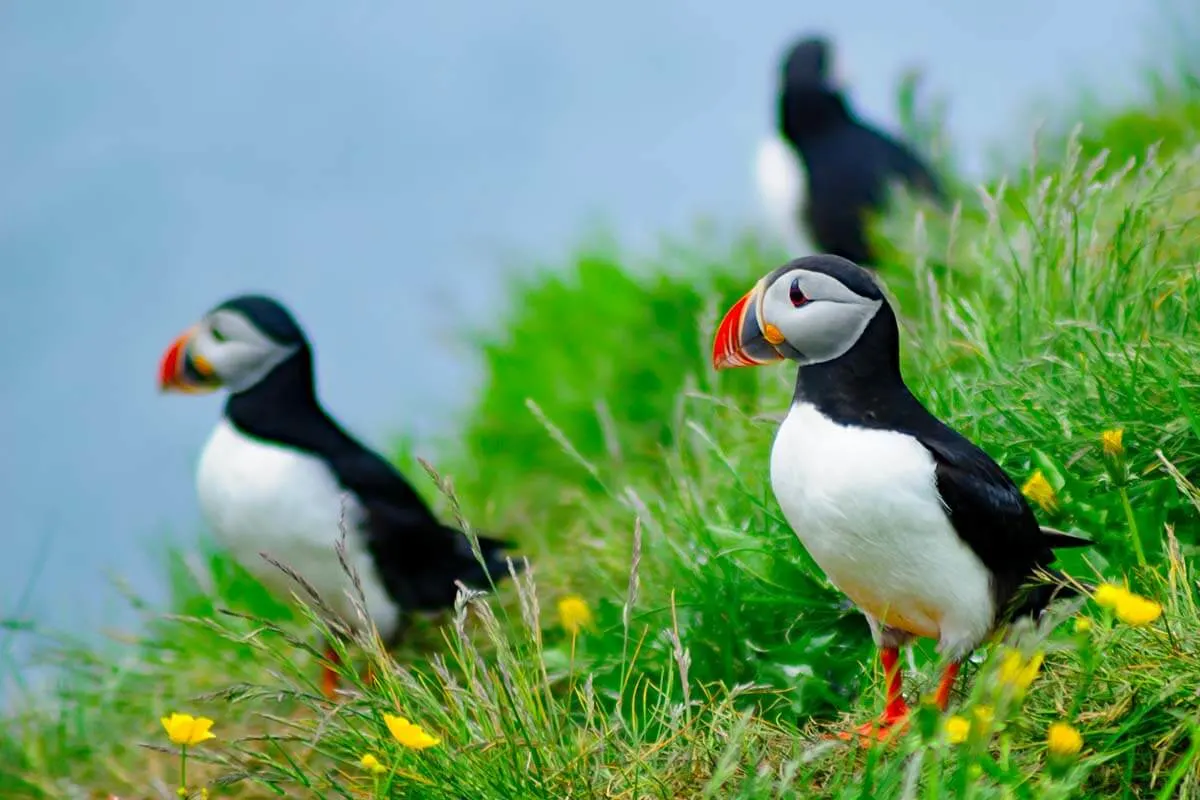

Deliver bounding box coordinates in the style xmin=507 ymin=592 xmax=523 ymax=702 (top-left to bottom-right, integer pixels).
xmin=712 ymin=281 xmax=787 ymax=370
xmin=158 ymin=327 xmax=220 ymax=393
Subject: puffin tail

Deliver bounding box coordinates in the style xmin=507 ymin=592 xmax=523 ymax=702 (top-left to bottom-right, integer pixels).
xmin=459 ymin=528 xmax=524 ymax=586
xmin=1008 ymin=527 xmax=1095 ymax=623
xmin=377 ymin=525 xmax=522 ymax=615
xmin=437 ymin=525 xmax=525 ymax=599
xmin=1040 ymin=525 xmax=1093 ymax=550
xmin=1008 ymin=571 xmax=1090 ymax=624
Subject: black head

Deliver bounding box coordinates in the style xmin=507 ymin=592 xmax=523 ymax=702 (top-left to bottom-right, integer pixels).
xmin=158 ymin=293 xmax=312 ymax=395
xmin=781 ymin=35 xmax=832 ymax=88
xmin=776 ymin=34 xmax=852 ymax=141
xmin=213 ymin=295 xmax=308 ymax=347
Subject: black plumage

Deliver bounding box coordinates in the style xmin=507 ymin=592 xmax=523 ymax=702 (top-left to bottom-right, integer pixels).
xmin=775 ymin=36 xmax=948 ymax=265
xmin=221 ymin=296 xmax=514 ymax=635
xmin=713 ymin=255 xmax=1089 ymax=736
xmin=783 ymin=258 xmax=1087 ymax=621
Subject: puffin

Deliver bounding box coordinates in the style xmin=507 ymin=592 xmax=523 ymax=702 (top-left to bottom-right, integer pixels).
xmin=158 ymin=294 xmax=517 ymax=698
xmin=755 ymin=35 xmax=947 ymax=265
xmin=711 ymin=255 xmax=1087 ymax=739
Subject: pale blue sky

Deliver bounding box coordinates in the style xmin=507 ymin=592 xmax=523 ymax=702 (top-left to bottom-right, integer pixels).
xmin=0 ymin=1 xmax=1157 ymax=639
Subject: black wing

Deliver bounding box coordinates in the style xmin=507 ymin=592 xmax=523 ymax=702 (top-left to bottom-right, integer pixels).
xmin=917 ymin=430 xmax=1087 ymax=619
xmin=231 ymin=398 xmax=519 ymax=618
xmin=869 ymin=127 xmax=948 ymax=206
xmin=327 ymin=445 xmax=516 ymax=617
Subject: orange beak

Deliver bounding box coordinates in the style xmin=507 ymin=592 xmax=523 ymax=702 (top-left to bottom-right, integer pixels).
xmin=712 ymin=281 xmax=787 ymax=370
xmin=158 ymin=327 xmax=219 ymax=393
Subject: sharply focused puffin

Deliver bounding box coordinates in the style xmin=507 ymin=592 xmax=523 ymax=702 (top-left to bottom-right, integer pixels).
xmin=158 ymin=294 xmax=517 ymax=698
xmin=755 ymin=35 xmax=947 ymax=265
xmin=712 ymin=256 xmax=1087 ymax=738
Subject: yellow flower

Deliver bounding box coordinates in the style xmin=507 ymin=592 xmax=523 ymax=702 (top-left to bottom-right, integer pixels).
xmin=1074 ymin=616 xmax=1093 ymax=634
xmin=1115 ymin=595 xmax=1162 ymax=626
xmin=1021 ymin=470 xmax=1058 ymax=513
xmin=1047 ymin=722 xmax=1083 ymax=756
xmin=359 ymin=753 xmax=387 ymax=774
xmin=996 ymin=649 xmax=1044 ymax=691
xmin=944 ymin=715 xmax=970 ymax=744
xmin=160 ymin=713 xmax=216 ymax=747
xmin=557 ymin=594 xmax=594 ymax=635
xmin=383 ymin=714 xmax=440 ymax=750
xmin=1101 ymin=429 xmax=1124 ymax=457
xmin=1093 ymin=583 xmax=1129 ymax=609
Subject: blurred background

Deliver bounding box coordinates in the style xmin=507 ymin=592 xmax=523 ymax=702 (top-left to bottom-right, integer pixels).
xmin=0 ymin=0 xmax=1171 ymax=640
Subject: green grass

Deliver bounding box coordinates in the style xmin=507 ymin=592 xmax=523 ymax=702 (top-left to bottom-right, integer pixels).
xmin=4 ymin=48 xmax=1200 ymax=800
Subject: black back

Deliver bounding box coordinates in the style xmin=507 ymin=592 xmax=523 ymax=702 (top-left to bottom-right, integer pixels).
xmin=777 ymin=61 xmax=947 ymax=265
xmin=788 ymin=264 xmax=1084 ymax=620
xmin=221 ymin=304 xmax=514 ymax=622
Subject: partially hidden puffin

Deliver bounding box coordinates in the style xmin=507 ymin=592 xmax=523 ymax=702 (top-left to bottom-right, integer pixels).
xmin=712 ymin=256 xmax=1087 ymax=739
xmin=158 ymin=294 xmax=517 ymax=698
xmin=756 ymin=35 xmax=947 ymax=265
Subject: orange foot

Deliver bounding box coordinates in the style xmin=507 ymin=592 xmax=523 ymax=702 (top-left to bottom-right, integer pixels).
xmin=828 ymin=699 xmax=910 ymax=746
xmin=827 ymin=646 xmax=914 ymax=746
xmin=836 ymin=713 xmax=910 ymax=745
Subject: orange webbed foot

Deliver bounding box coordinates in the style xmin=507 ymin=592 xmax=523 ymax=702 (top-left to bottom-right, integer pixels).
xmin=831 ymin=699 xmax=910 ymax=746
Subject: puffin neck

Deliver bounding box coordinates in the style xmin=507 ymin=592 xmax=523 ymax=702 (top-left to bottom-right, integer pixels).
xmin=778 ymin=86 xmax=852 ymax=146
xmin=791 ymin=304 xmax=914 ymax=426
xmin=224 ymin=347 xmax=327 ymax=440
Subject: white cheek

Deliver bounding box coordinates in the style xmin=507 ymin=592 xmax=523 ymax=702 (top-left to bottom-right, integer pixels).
xmin=208 ymin=342 xmax=257 ymax=378
xmin=778 ymin=303 xmax=875 ymax=364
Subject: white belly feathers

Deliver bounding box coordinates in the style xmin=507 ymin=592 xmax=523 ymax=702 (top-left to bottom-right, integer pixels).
xmin=770 ymin=402 xmax=994 ymax=658
xmin=195 ymin=419 xmax=400 ymax=640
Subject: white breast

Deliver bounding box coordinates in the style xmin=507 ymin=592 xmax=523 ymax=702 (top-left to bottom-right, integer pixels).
xmin=754 ymin=134 xmax=811 ymax=255
xmin=769 ymin=403 xmax=994 ymax=658
xmin=195 ymin=419 xmax=400 ymax=640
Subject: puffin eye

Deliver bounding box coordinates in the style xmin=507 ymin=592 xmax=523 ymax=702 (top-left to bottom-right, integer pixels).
xmin=789 ymin=277 xmax=810 ymax=307
xmin=210 ymin=325 xmax=228 ymax=343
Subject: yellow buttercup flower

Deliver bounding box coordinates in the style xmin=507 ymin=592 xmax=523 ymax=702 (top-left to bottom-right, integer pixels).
xmin=944 ymin=715 xmax=970 ymax=744
xmin=557 ymin=594 xmax=594 ymax=635
xmin=1114 ymin=594 xmax=1162 ymax=626
xmin=1093 ymin=583 xmax=1129 ymax=609
xmin=360 ymin=753 xmax=387 ymax=774
xmin=1074 ymin=616 xmax=1093 ymax=634
xmin=1021 ymin=470 xmax=1058 ymax=513
xmin=1101 ymin=429 xmax=1124 ymax=457
xmin=1047 ymin=722 xmax=1083 ymax=756
xmin=997 ymin=649 xmax=1044 ymax=691
xmin=383 ymin=714 xmax=441 ymax=750
xmin=161 ymin=713 xmax=216 ymax=747
xmin=1092 ymin=583 xmax=1161 ymax=624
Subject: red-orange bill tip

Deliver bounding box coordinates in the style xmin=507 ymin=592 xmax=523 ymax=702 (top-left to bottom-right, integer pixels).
xmin=158 ymin=332 xmax=189 ymax=390
xmin=712 ymin=291 xmax=751 ymax=369
xmin=712 ymin=285 xmax=784 ymax=370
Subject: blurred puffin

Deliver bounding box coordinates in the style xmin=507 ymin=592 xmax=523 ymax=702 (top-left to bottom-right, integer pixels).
xmin=712 ymin=256 xmax=1087 ymax=739
xmin=755 ymin=35 xmax=947 ymax=265
xmin=158 ymin=294 xmax=517 ymax=698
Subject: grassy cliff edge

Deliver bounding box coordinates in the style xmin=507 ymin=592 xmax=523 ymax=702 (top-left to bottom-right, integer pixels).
xmin=2 ymin=65 xmax=1200 ymax=800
